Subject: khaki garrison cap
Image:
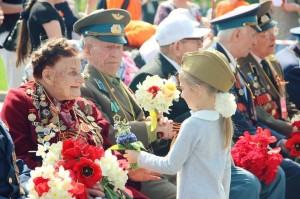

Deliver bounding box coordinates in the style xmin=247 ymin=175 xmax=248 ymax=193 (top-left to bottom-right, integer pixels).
xmin=73 ymin=9 xmax=131 ymax=44
xmin=181 ymin=50 xmax=235 ymax=93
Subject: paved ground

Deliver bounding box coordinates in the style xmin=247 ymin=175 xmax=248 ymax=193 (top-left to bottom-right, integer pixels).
xmin=0 ymin=91 xmax=6 ymax=113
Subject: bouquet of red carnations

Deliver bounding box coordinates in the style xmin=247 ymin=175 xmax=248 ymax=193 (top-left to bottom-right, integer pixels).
xmin=231 ymin=127 xmax=283 ymax=185
xmin=27 ymin=138 xmax=131 ymax=199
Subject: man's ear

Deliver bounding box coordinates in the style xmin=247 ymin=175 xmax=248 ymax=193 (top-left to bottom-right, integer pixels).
xmin=232 ymin=28 xmax=241 ymax=42
xmin=42 ymin=67 xmax=54 ymax=86
xmin=173 ymin=41 xmax=181 ymax=57
xmin=84 ymin=43 xmax=91 ymax=58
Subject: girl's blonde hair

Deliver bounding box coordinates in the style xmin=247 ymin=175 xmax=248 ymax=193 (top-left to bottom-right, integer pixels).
xmin=179 ymin=70 xmax=234 ymax=149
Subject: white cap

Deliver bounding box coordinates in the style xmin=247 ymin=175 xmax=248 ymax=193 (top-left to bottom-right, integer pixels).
xmin=155 ymin=14 xmax=211 ymax=46
xmin=168 ymin=8 xmax=200 ymax=27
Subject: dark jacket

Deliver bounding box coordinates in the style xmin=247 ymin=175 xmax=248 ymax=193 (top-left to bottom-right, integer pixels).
xmin=0 ymin=121 xmax=30 ymax=199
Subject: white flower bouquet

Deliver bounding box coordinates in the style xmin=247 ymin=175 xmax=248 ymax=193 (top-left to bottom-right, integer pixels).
xmin=135 ymin=75 xmax=180 ymax=130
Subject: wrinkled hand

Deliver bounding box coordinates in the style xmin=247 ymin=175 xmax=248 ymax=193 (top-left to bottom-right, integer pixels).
xmin=87 ymin=183 xmax=105 ymax=199
xmin=279 ymin=139 xmax=290 ymax=157
xmin=128 ymin=167 xmax=161 ymax=182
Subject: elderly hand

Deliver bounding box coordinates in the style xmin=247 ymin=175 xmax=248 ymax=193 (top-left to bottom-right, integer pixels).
xmin=156 ymin=116 xmax=174 ymax=139
xmin=128 ymin=167 xmax=161 ymax=182
xmin=87 ymin=183 xmax=105 ymax=199
xmin=279 ymin=139 xmax=290 ymax=157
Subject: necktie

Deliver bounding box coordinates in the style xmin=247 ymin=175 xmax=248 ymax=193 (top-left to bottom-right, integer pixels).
xmin=260 ymin=59 xmax=277 ymax=86
xmin=261 ymin=59 xmax=272 ymax=77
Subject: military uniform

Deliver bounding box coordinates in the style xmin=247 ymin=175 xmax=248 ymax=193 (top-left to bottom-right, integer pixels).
xmin=74 ymin=9 xmax=177 ymax=199
xmin=237 ymin=53 xmax=294 ymax=136
xmin=0 ymin=121 xmax=30 ymax=199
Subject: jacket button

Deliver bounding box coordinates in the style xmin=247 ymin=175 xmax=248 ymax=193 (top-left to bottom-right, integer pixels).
xmin=9 ymin=177 xmax=12 ymax=184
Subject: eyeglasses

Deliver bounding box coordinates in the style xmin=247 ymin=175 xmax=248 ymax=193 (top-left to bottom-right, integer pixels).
xmin=257 ymin=27 xmax=279 ymax=37
xmin=181 ymin=37 xmax=204 ymax=44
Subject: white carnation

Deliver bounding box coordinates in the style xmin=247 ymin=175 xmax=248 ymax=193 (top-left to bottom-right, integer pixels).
xmin=215 ymin=92 xmax=237 ymax=118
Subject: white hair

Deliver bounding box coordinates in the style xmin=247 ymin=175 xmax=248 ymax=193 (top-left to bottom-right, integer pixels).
xmin=218 ymin=26 xmax=249 ymax=42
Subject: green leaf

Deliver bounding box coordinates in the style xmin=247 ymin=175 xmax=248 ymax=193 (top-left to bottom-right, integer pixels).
xmin=130 ymin=141 xmax=146 ymax=151
xmin=109 ymin=144 xmax=126 ymax=150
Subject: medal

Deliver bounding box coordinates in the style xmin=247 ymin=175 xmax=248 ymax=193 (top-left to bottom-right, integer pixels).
xmin=239 ymin=89 xmax=244 ymax=96
xmin=40 ymin=101 xmax=48 ymax=107
xmin=35 ymin=126 xmax=44 ymax=133
xmin=42 ymin=109 xmax=51 ymax=118
xmin=28 ymin=113 xmax=36 ymax=121
xmin=91 ymin=122 xmax=98 ymax=128
xmin=43 ymin=128 xmax=50 ymax=135
xmin=87 ymin=116 xmax=95 ymax=122
xmin=52 ymin=116 xmax=59 ymax=124
xmin=60 ymin=125 xmax=66 ymax=131
xmin=80 ymin=123 xmax=90 ymax=132
xmin=40 ymin=94 xmax=46 ymax=101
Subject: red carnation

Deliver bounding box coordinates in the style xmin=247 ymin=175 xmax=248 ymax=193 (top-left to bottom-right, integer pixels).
xmin=73 ymin=157 xmax=102 ymax=188
xmin=232 ymin=128 xmax=282 ymax=185
xmin=33 ymin=177 xmax=50 ymax=197
xmin=147 ymin=86 xmax=160 ymax=98
xmin=286 ymin=133 xmax=300 ymax=157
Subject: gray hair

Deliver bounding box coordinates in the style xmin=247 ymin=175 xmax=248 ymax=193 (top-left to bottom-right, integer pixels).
xmin=218 ymin=26 xmax=248 ymax=42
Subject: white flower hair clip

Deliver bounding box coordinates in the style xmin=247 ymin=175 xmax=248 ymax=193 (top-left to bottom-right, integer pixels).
xmin=215 ymin=92 xmax=237 ymax=118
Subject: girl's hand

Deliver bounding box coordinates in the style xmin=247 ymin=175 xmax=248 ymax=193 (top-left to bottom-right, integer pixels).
xmin=124 ymin=150 xmax=139 ymax=163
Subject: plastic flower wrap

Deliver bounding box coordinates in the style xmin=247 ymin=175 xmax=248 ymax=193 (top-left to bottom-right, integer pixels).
xmin=231 ymin=127 xmax=283 ymax=185
xmin=27 ymin=138 xmax=131 ymax=199
xmin=135 ymin=75 xmax=180 ymax=131
xmin=110 ymin=119 xmax=146 ymax=169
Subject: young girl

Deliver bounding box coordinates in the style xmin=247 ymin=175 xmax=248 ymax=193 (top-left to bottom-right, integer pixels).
xmin=124 ymin=50 xmax=237 ymax=199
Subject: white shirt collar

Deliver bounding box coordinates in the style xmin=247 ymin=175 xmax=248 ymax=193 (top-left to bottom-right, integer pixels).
xmin=191 ymin=110 xmax=220 ymax=121
xmin=161 ymin=53 xmax=180 ymax=71
xmin=219 ymin=43 xmax=237 ymax=72
xmin=251 ymin=52 xmax=263 ymax=67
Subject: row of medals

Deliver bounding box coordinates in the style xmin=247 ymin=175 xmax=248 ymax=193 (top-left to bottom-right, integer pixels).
xmin=27 ymin=85 xmax=64 ymax=144
xmin=27 ymin=85 xmax=103 ymax=145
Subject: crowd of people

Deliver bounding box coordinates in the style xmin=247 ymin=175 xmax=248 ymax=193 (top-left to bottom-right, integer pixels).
xmin=0 ymin=0 xmax=300 ymax=198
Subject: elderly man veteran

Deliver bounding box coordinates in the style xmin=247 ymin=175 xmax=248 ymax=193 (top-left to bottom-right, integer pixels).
xmin=75 ymin=9 xmax=176 ymax=199
xmin=210 ymin=2 xmax=286 ymax=199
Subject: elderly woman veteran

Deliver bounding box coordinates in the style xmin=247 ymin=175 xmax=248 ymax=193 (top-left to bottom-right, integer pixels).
xmin=1 ymin=38 xmax=154 ymax=199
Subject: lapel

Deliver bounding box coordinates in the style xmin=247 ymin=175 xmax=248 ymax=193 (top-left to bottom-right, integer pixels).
xmin=157 ymin=53 xmax=178 ymax=77
xmin=83 ymin=65 xmax=138 ymax=119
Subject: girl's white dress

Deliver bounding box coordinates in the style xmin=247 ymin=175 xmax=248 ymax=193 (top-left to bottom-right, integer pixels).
xmin=137 ymin=110 xmax=231 ymax=199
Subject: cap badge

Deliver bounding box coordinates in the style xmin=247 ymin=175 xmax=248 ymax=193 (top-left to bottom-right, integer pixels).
xmin=112 ymin=13 xmax=124 ymax=20
xmin=111 ymin=24 xmax=122 ymax=34
xmin=261 ymin=15 xmax=270 ymax=24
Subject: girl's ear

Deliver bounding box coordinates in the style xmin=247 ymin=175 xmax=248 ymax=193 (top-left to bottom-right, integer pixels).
xmin=42 ymin=67 xmax=55 ymax=86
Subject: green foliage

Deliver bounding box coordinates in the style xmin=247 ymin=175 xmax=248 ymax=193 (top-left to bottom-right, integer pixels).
xmin=0 ymin=58 xmax=7 ymax=91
